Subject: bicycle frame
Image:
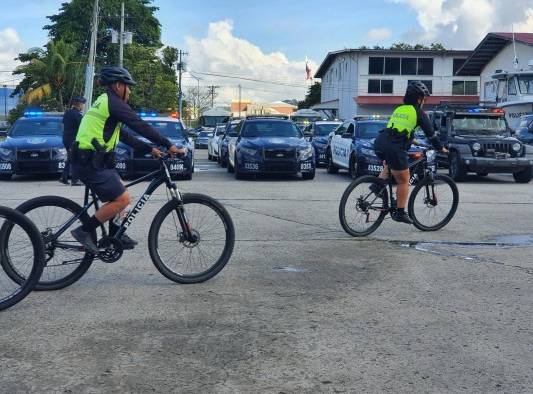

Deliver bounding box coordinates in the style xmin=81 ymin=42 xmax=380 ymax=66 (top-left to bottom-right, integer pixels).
xmin=49 ymin=157 xmax=194 ymax=251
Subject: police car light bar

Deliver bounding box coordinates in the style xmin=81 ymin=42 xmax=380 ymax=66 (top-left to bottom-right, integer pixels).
xmin=24 ymin=111 xmax=44 ymax=117
xmin=138 ymin=112 xmax=158 ymax=117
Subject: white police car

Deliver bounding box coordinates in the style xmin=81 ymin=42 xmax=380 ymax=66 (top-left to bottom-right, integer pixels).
xmin=0 ymin=112 xmax=67 ymax=180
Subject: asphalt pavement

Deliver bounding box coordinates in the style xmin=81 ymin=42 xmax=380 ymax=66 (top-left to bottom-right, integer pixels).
xmin=1 ymin=150 xmax=532 ymax=393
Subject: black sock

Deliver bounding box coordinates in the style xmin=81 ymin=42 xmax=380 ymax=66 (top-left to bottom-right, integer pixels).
xmin=82 ymin=215 xmax=100 ymax=233
xmin=397 ymin=208 xmax=405 ymax=214
xmin=109 ymin=221 xmax=119 ymax=236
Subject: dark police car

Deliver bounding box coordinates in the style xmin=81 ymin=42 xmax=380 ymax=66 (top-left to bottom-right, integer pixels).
xmin=195 ymin=131 xmax=213 ymax=149
xmin=430 ymin=106 xmax=533 ymax=182
xmin=227 ymin=116 xmax=315 ymax=180
xmin=218 ymin=119 xmax=241 ymax=168
xmin=0 ymin=112 xmax=67 ymax=180
xmin=303 ymin=120 xmax=341 ymax=166
xmin=326 ymin=117 xmax=425 ymax=179
xmin=114 ymin=115 xmax=195 ymax=180
xmin=516 ymin=114 xmax=533 ymax=145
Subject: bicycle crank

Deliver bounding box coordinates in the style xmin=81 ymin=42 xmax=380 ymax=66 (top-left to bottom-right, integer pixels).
xmin=97 ymin=236 xmax=124 ymax=263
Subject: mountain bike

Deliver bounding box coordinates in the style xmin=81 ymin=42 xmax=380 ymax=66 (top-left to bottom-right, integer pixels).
xmin=0 ymin=206 xmax=45 ymax=310
xmin=0 ymin=155 xmax=235 ymax=291
xmin=339 ymin=149 xmax=459 ymax=236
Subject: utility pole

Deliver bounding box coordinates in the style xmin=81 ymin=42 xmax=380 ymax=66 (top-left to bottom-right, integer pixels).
xmin=83 ymin=0 xmax=99 ymax=111
xmin=119 ymin=1 xmax=124 ymax=67
xmin=207 ymin=85 xmax=219 ymax=108
xmin=177 ymin=50 xmax=188 ymax=119
xmin=238 ymin=84 xmax=242 ymax=118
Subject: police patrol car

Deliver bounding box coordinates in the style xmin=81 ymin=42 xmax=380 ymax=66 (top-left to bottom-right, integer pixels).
xmin=227 ymin=116 xmax=315 ymax=180
xmin=114 ymin=114 xmax=195 ymax=180
xmin=218 ymin=119 xmax=242 ymax=168
xmin=0 ymin=112 xmax=67 ymax=180
xmin=303 ymin=120 xmax=341 ymax=166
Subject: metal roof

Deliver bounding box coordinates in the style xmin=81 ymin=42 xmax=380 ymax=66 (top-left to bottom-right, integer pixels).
xmin=314 ymin=48 xmax=473 ymax=78
xmin=455 ymin=32 xmax=533 ymax=76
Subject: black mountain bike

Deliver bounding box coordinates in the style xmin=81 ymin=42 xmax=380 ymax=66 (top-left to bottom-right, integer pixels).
xmin=0 ymin=206 xmax=45 ymax=310
xmin=1 ymin=155 xmax=235 ymax=291
xmin=339 ymin=149 xmax=459 ymax=236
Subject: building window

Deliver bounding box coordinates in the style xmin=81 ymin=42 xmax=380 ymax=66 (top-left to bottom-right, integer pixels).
xmin=453 ymin=58 xmax=466 ymax=75
xmin=408 ymin=80 xmax=433 ymax=94
xmin=368 ymin=79 xmax=393 ymax=94
xmin=369 ymin=57 xmax=384 ymax=74
xmin=401 ymin=58 xmax=417 ymax=75
xmin=417 ymin=58 xmax=433 ymax=75
xmin=453 ymin=80 xmax=478 ymax=95
xmin=385 ymin=58 xmax=401 ymax=75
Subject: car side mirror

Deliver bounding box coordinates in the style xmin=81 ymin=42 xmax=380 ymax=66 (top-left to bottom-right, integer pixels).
xmin=341 ymin=132 xmax=352 ymax=139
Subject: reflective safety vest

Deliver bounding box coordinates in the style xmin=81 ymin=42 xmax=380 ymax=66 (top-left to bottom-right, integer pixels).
xmin=386 ymin=105 xmax=418 ymax=138
xmin=76 ymin=93 xmax=121 ymax=152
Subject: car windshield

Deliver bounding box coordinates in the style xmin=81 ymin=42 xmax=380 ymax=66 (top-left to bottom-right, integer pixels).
xmin=198 ymin=131 xmax=213 ymax=138
xmin=452 ymin=115 xmax=507 ymax=135
xmin=242 ymin=121 xmax=302 ymax=138
xmin=125 ymin=121 xmax=186 ymax=139
xmin=518 ymin=76 xmax=533 ymax=94
xmin=357 ymin=122 xmax=387 ymax=138
xmin=201 ymin=116 xmax=229 ymax=127
xmin=315 ymin=123 xmax=340 ymax=136
xmin=10 ymin=118 xmax=62 ymax=136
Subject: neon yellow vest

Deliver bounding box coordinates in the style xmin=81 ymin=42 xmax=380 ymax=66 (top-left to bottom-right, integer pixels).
xmin=386 ymin=105 xmax=418 ymax=138
xmin=76 ymin=93 xmax=121 ymax=152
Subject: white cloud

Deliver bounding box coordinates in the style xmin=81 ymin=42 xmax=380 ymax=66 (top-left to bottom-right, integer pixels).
xmin=184 ymin=20 xmax=317 ymax=105
xmin=391 ymin=0 xmax=533 ymax=48
xmin=0 ymin=28 xmax=25 ymax=85
xmin=367 ymin=28 xmax=392 ymax=41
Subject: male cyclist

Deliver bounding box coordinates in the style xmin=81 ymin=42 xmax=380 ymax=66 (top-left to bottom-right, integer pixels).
xmin=373 ymin=81 xmax=448 ymax=224
xmin=71 ymin=66 xmax=186 ymax=253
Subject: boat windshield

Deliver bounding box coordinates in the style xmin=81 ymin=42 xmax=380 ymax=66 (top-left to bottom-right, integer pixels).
xmin=518 ymin=76 xmax=533 ymax=94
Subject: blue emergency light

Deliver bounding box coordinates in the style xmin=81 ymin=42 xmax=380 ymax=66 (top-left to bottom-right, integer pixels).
xmin=24 ymin=111 xmax=44 ymax=117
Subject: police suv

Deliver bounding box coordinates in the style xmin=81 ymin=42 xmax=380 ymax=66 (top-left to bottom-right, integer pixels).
xmin=227 ymin=116 xmax=315 ymax=180
xmin=114 ymin=115 xmax=195 ymax=180
xmin=0 ymin=112 xmax=67 ymax=180
xmin=430 ymin=106 xmax=533 ymax=182
xmin=516 ymin=114 xmax=533 ymax=145
xmin=303 ymin=120 xmax=341 ymax=166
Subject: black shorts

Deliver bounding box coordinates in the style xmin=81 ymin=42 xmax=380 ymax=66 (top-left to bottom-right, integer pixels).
xmin=73 ymin=165 xmax=126 ymax=202
xmin=374 ymin=131 xmax=409 ymax=171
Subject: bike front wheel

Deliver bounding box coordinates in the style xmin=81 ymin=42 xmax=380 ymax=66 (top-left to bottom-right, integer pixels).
xmin=339 ymin=175 xmax=389 ymax=237
xmin=148 ymin=193 xmax=235 ymax=284
xmin=0 ymin=206 xmax=45 ymax=311
xmin=408 ymin=174 xmax=459 ymax=231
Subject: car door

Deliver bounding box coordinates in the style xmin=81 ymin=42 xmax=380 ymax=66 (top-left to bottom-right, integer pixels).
xmin=336 ymin=122 xmax=355 ymax=169
xmin=330 ymin=122 xmax=348 ymax=166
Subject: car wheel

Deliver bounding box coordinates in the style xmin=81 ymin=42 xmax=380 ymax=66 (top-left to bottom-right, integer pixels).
xmin=513 ymin=167 xmax=532 ymax=183
xmin=227 ymin=157 xmax=234 ymax=173
xmin=449 ymin=151 xmax=467 ymax=182
xmin=221 ymin=155 xmax=228 ymax=168
xmin=234 ymin=155 xmax=244 ymax=180
xmin=0 ymin=173 xmax=12 ymax=181
xmin=349 ymin=155 xmax=360 ymax=179
xmin=182 ymin=172 xmax=193 ymax=181
xmin=326 ymin=151 xmax=338 ymax=174
xmin=302 ymin=170 xmax=315 ymax=180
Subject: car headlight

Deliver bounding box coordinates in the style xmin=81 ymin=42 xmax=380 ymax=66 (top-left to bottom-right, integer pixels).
xmin=240 ymin=147 xmax=258 ymax=156
xmin=512 ymin=143 xmax=521 ymax=152
xmin=472 ymin=143 xmax=481 ymax=151
xmin=0 ymin=147 xmax=14 ymax=159
xmin=298 ymin=146 xmax=313 ymax=160
xmin=360 ymin=147 xmax=376 ymax=157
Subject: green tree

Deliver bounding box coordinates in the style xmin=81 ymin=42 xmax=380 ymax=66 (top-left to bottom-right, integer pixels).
xmin=298 ymin=82 xmax=321 ymax=109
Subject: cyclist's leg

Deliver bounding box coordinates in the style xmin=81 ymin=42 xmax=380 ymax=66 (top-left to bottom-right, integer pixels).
xmin=388 ymin=149 xmax=412 ymax=224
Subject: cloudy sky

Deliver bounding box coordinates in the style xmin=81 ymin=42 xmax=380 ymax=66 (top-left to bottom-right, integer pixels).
xmin=0 ymin=0 xmax=532 ymax=104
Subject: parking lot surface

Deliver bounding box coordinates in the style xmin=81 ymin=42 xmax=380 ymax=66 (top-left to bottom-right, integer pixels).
xmin=1 ymin=150 xmax=532 ymax=393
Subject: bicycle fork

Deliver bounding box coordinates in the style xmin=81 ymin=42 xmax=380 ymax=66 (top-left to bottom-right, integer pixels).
xmin=169 ymin=184 xmax=197 ymax=243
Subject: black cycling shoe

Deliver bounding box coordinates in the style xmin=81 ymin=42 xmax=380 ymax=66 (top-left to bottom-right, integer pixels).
xmin=71 ymin=226 xmax=99 ymax=254
xmin=369 ymin=182 xmax=385 ymax=197
xmin=391 ymin=211 xmax=413 ymax=224
xmin=120 ymin=234 xmax=138 ymax=250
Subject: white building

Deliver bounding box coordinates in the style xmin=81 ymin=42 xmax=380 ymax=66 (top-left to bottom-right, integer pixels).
xmin=314 ymin=48 xmax=478 ymax=120
xmin=455 ymin=32 xmax=533 ymax=103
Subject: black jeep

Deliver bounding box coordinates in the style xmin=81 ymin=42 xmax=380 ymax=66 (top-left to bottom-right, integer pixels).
xmin=430 ymin=107 xmax=533 ymax=183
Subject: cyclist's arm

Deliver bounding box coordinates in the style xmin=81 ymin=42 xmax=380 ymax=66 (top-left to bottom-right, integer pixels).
xmin=417 ymin=109 xmax=443 ymax=151
xmin=119 ymin=128 xmax=152 ymax=153
xmin=108 ymin=93 xmax=181 ymax=149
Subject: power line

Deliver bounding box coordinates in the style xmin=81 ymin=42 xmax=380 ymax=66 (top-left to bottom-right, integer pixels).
xmin=190 ymin=70 xmax=311 ymax=88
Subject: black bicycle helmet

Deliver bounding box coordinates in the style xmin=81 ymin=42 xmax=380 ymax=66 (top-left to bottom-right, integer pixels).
xmin=98 ymin=66 xmax=137 ymax=86
xmin=406 ymin=80 xmax=430 ymax=98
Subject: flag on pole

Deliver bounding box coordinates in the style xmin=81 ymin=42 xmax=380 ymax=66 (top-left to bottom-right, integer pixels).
xmin=305 ymin=56 xmax=312 ymax=80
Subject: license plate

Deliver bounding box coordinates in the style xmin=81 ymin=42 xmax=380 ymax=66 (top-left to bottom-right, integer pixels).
xmin=116 ymin=162 xmax=127 ymax=170
xmin=58 ymin=161 xmax=65 ymax=170
xmin=368 ymin=164 xmax=383 ymax=172
xmin=301 ymin=162 xmax=312 ymax=170
xmin=244 ymin=162 xmax=259 ymax=170
xmin=170 ymin=163 xmax=185 ymax=171
xmin=0 ymin=162 xmax=11 ymax=170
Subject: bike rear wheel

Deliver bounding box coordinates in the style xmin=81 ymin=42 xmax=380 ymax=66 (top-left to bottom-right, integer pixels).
xmin=149 ymin=193 xmax=235 ymax=284
xmin=339 ymin=175 xmax=389 ymax=237
xmin=4 ymin=196 xmax=96 ymax=290
xmin=0 ymin=206 xmax=44 ymax=311
xmin=408 ymin=174 xmax=459 ymax=231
